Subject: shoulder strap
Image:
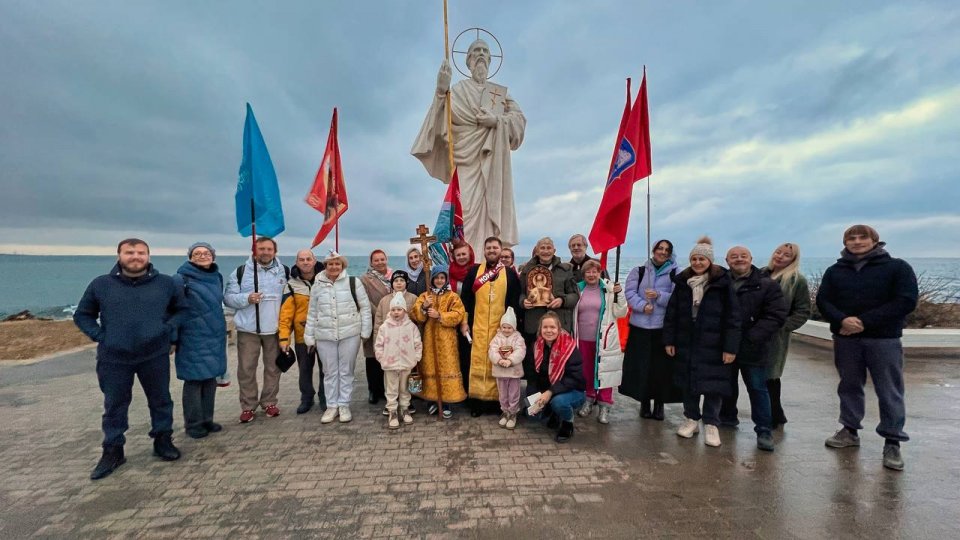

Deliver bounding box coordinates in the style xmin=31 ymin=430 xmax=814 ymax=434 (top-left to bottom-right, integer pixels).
xmin=635 ymin=266 xmax=646 ymax=293
xmin=283 ymin=264 xmax=291 ymax=281
xmin=349 ymin=276 xmax=360 ymax=311
xmin=236 ymin=264 xmax=245 ymax=285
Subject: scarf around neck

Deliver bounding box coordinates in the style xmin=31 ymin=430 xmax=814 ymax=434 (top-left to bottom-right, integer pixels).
xmin=687 ymin=272 xmax=710 ymax=307
xmin=534 ymin=330 xmax=576 ymax=385
xmin=405 ymin=263 xmax=423 ymax=282
xmin=366 ymin=267 xmax=392 ymax=287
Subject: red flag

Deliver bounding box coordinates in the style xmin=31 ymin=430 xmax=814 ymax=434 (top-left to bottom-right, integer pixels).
xmin=306 ymin=108 xmax=348 ymax=248
xmin=588 ymin=70 xmax=652 ymax=254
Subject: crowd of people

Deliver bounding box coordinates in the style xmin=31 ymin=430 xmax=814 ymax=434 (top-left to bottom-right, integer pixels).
xmin=73 ymin=224 xmax=919 ymax=481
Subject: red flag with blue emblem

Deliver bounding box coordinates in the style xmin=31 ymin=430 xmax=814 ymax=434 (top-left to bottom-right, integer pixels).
xmin=589 ymin=70 xmax=651 ymax=254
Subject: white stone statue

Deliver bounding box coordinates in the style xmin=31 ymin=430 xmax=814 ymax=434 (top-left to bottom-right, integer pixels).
xmin=412 ymin=39 xmax=526 ymax=250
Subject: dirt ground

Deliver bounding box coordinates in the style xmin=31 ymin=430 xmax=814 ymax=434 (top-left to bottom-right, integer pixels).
xmin=0 ymin=320 xmax=93 ymax=360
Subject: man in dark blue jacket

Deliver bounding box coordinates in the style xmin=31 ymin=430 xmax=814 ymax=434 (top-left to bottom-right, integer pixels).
xmin=74 ymin=238 xmax=189 ymax=480
xmin=719 ymin=247 xmax=787 ymax=452
xmin=816 ymin=225 xmax=918 ymax=471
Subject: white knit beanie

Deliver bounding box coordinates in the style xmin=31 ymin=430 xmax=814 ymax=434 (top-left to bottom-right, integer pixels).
xmin=500 ymin=307 xmax=517 ymax=329
xmin=389 ymin=292 xmax=407 ymax=311
xmin=689 ymin=236 xmax=714 ymax=263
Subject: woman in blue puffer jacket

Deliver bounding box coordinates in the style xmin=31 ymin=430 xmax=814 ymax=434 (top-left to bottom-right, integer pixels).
xmin=174 ymin=242 xmax=228 ymax=439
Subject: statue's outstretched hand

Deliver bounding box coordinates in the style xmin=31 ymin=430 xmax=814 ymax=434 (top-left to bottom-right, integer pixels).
xmin=436 ymin=60 xmax=452 ymax=96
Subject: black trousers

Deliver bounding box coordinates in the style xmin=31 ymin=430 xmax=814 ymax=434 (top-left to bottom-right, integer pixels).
xmin=182 ymin=378 xmax=217 ymax=432
xmin=365 ymin=357 xmax=385 ymax=400
xmin=295 ymin=343 xmax=325 ymax=406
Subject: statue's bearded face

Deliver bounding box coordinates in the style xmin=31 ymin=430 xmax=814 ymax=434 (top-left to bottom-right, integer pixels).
xmin=467 ymin=39 xmax=491 ymax=81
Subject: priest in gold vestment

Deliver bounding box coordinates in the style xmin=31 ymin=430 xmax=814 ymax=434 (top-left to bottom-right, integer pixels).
xmin=459 ymin=237 xmax=522 ymax=416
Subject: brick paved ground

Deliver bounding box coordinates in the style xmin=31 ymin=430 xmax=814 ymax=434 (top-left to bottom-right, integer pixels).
xmin=0 ymin=341 xmax=957 ymax=539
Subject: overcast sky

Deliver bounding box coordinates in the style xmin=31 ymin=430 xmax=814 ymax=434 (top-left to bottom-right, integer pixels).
xmin=1 ymin=1 xmax=957 ymax=260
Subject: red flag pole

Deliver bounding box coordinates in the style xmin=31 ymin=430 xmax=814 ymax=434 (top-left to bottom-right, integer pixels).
xmin=644 ymin=66 xmax=652 ymax=256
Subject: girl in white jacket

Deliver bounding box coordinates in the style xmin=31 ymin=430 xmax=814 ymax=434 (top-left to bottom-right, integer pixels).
xmin=304 ymin=251 xmax=372 ymax=424
xmin=375 ymin=293 xmax=423 ymax=429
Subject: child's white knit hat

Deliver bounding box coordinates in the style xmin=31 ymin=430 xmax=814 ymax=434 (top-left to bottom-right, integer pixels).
xmin=500 ymin=307 xmax=517 ymax=329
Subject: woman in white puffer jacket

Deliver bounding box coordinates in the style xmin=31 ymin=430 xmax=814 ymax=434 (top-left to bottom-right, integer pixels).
xmin=304 ymin=251 xmax=372 ymax=424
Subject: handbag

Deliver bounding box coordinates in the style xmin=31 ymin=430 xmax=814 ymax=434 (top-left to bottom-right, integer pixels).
xmin=407 ymin=369 xmax=423 ymax=394
xmin=276 ymin=347 xmax=296 ymax=373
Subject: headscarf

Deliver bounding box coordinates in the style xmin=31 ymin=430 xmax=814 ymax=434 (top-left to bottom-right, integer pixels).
xmin=405 ymin=247 xmax=424 ymax=283
xmin=430 ymin=267 xmax=451 ymax=295
xmin=534 ymin=328 xmax=577 ymax=385
xmin=448 ymin=241 xmax=476 ymax=293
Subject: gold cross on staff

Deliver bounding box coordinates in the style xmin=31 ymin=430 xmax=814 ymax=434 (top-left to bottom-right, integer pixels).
xmin=410 ymin=224 xmax=438 ymax=276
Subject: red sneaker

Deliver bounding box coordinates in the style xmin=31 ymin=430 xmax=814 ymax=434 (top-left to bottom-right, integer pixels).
xmin=239 ymin=410 xmax=255 ymax=423
xmin=265 ymin=405 xmax=280 ymax=417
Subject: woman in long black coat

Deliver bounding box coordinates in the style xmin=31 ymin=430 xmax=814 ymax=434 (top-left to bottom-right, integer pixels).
xmin=663 ymin=237 xmax=741 ymax=448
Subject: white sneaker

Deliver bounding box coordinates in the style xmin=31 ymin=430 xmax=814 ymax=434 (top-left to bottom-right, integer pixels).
xmin=577 ymin=401 xmax=594 ymax=418
xmin=597 ymin=405 xmax=611 ymax=425
xmin=704 ymin=425 xmax=721 ymax=447
xmin=387 ymin=411 xmax=400 ymax=430
xmin=320 ymin=407 xmax=339 ymax=424
xmin=402 ymin=412 xmax=414 ymax=425
xmin=505 ymin=413 xmax=517 ymax=430
xmin=338 ymin=406 xmax=352 ymax=423
xmin=498 ymin=412 xmax=509 ymax=427
xmin=677 ymin=418 xmax=700 ymax=438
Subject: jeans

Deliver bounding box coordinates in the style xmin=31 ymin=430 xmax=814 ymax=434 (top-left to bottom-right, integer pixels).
xmin=683 ymin=391 xmax=722 ymax=426
xmin=97 ymin=354 xmax=174 ymax=447
xmin=547 ymin=391 xmax=586 ymax=423
xmin=182 ymin=378 xmax=217 ymax=433
xmin=834 ymin=336 xmax=909 ymax=442
xmin=294 ymin=343 xmax=325 ymax=406
xmin=719 ymin=365 xmax=773 ymax=434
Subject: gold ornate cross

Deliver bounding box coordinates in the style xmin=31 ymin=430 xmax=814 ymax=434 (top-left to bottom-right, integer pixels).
xmin=410 ymin=224 xmax=438 ymax=277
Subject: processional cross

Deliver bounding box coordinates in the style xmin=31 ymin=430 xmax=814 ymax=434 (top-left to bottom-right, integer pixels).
xmin=410 ymin=224 xmax=443 ymax=421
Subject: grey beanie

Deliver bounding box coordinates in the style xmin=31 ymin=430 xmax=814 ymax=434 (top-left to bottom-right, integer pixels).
xmin=688 ymin=236 xmax=714 ymax=263
xmin=188 ymin=242 xmax=216 ymax=260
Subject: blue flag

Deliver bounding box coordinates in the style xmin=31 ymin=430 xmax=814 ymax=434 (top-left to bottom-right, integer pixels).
xmin=236 ymin=103 xmax=285 ymax=238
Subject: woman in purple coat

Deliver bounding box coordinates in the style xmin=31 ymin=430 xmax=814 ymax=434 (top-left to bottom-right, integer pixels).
xmin=620 ymin=239 xmax=681 ymax=420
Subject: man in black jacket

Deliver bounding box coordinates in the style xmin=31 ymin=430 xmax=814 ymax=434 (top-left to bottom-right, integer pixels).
xmin=718 ymin=247 xmax=788 ymax=451
xmin=817 ymin=225 xmax=918 ymax=471
xmin=74 ymin=238 xmax=189 ymax=480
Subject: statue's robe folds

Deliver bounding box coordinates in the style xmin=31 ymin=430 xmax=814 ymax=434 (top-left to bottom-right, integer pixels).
xmin=412 ymin=79 xmax=526 ymax=250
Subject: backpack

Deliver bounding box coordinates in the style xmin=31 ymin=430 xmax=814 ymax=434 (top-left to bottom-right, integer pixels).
xmin=634 ymin=265 xmax=677 ymax=293
xmin=236 ymin=263 xmax=290 ymax=285
xmin=279 ymin=272 xmax=359 ymax=313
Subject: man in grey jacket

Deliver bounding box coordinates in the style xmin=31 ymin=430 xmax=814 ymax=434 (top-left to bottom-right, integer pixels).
xmin=224 ymin=237 xmax=288 ymax=423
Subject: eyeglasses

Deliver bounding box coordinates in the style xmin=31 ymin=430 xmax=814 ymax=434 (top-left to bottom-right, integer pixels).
xmin=192 ymin=252 xmax=213 ymax=258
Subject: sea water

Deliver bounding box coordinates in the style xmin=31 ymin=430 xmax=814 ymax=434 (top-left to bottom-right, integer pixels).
xmin=1 ymin=254 xmax=957 ymax=319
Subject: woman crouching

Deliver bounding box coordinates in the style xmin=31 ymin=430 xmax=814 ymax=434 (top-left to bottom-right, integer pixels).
xmin=530 ymin=312 xmax=587 ymax=443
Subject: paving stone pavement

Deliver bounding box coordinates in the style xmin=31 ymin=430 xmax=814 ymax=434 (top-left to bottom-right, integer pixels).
xmin=0 ymin=341 xmax=957 ymax=539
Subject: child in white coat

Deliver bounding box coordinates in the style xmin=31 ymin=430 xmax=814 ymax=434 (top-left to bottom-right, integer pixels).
xmin=375 ymin=293 xmax=423 ymax=429
xmin=488 ymin=307 xmax=526 ymax=429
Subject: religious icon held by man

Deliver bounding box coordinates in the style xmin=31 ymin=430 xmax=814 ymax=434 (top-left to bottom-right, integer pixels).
xmin=525 ymin=267 xmax=554 ymax=307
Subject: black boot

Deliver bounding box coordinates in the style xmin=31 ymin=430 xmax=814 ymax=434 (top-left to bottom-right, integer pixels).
xmin=296 ymin=401 xmax=313 ymax=415
xmin=153 ymin=433 xmax=181 ymax=461
xmin=555 ymin=421 xmax=574 ymax=443
xmin=652 ymin=401 xmax=665 ymax=421
xmin=547 ymin=413 xmax=560 ymax=429
xmin=202 ymin=421 xmax=223 ymax=433
xmin=90 ymin=446 xmax=125 ymax=480
xmin=640 ymin=400 xmax=653 ymax=419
